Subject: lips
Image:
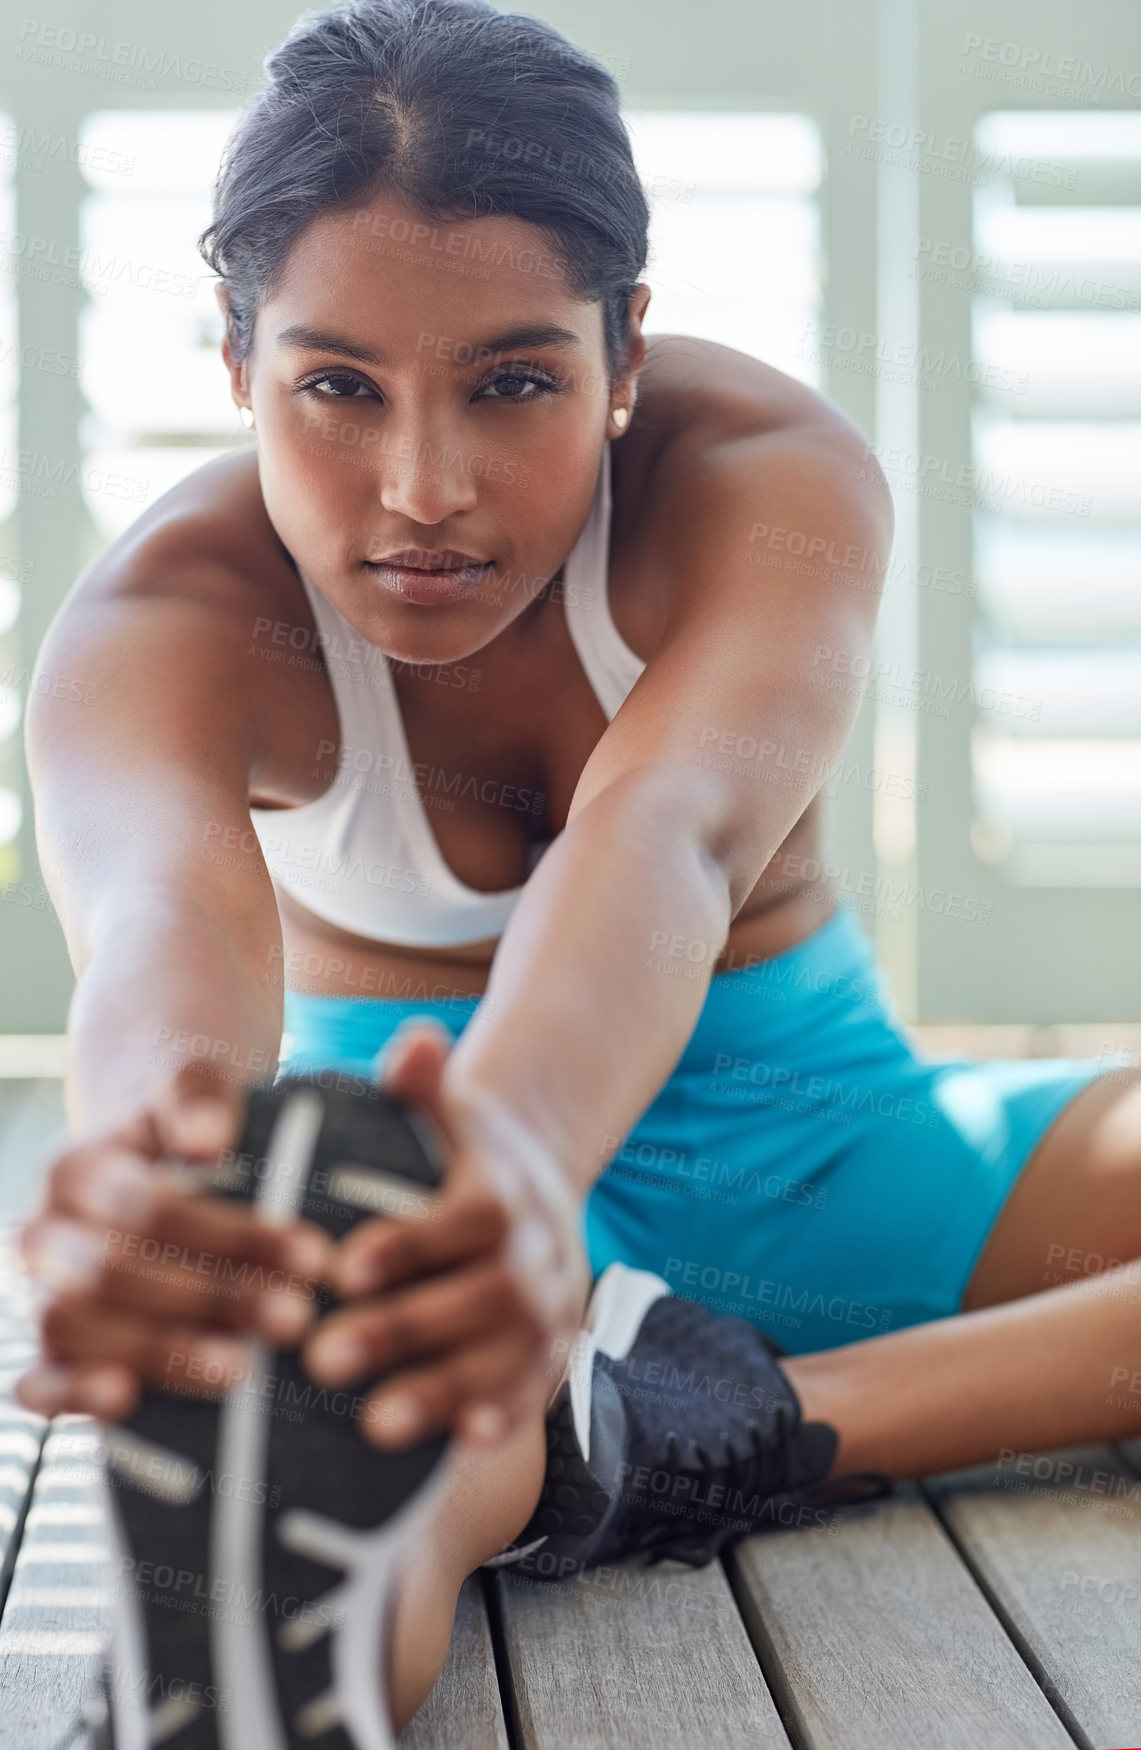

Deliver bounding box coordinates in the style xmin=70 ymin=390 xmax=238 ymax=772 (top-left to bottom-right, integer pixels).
xmin=372 ymin=548 xmax=490 ymax=570
xmin=364 ymin=549 xmax=493 ymax=606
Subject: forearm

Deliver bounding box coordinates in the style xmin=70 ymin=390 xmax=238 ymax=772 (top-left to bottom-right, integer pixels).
xmin=65 ymin=886 xmax=283 ymax=1136
xmin=444 ymin=773 xmax=731 ymax=1197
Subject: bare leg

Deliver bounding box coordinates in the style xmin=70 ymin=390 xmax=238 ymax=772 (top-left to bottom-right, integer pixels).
xmin=962 ymin=1069 xmax=1141 ymax=1308
xmin=787 ymin=1258 xmax=1141 ymax=1477
xmin=789 ymin=1069 xmax=1141 ymax=1475
xmin=387 ymin=1407 xmax=549 ymax=1729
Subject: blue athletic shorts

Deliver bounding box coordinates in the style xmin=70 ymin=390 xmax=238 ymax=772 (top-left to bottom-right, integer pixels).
xmin=277 ymin=906 xmax=1106 ymax=1355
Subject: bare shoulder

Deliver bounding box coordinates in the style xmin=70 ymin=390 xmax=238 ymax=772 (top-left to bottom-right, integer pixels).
xmin=31 ymin=450 xmax=326 ymax=807
xmin=634 ymin=333 xmax=885 ymax=493
xmin=615 ymin=336 xmax=892 ymax=640
xmin=67 ymin=449 xmax=298 ymax=625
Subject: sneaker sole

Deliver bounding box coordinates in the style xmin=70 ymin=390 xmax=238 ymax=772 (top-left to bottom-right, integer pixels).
xmin=96 ymin=1074 xmax=453 ymax=1750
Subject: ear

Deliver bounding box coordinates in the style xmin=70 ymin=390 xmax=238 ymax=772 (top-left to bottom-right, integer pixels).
xmin=215 ymin=283 xmax=251 ymax=416
xmin=622 ymin=282 xmax=652 ymax=409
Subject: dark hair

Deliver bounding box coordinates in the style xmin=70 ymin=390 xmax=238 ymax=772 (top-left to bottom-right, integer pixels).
xmin=200 ymin=0 xmax=649 ymax=382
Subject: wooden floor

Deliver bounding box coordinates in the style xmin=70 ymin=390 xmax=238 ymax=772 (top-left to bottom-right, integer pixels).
xmin=2 ymin=1077 xmax=1141 ymax=1749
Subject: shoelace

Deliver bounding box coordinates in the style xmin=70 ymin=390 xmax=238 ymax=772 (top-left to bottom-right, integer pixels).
xmin=622 ymin=1419 xmax=895 ymax=1567
xmin=622 ymin=1417 xmax=792 ymax=1565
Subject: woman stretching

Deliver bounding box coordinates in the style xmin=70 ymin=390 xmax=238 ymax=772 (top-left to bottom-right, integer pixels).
xmin=16 ymin=0 xmax=1141 ymax=1742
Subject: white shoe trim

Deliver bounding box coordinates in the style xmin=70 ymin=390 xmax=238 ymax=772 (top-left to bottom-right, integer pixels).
xmin=100 ymin=1481 xmax=151 ymax=1750
xmin=569 ymin=1264 xmax=671 ymax=1464
xmin=212 ymin=1088 xmax=325 ymax=1750
xmin=481 ymin=1534 xmax=549 ymax=1570
xmin=103 ymin=1427 xmax=203 ymax=1506
xmin=256 ymin=1087 xmax=325 ymax=1227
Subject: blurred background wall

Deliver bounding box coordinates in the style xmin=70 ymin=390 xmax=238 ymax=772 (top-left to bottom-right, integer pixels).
xmin=0 ymin=0 xmax=1139 ymax=1047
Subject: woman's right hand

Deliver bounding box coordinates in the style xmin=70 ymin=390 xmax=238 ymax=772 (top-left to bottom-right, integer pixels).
xmin=16 ymin=1067 xmax=332 ymax=1424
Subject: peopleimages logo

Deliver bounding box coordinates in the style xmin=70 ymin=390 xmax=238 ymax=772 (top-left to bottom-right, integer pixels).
xmin=15 ymin=20 xmax=250 ymax=92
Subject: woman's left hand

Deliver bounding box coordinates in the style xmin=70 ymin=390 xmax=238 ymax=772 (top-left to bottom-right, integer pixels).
xmin=301 ymin=1021 xmax=590 ymax=1450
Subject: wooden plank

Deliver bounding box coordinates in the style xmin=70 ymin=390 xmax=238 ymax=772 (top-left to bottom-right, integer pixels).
xmin=494 ymin=1554 xmax=790 ymax=1750
xmin=0 ymin=1224 xmax=49 ymax=1612
xmin=399 ymin=1574 xmax=508 ymax=1750
xmin=927 ymin=1445 xmax=1141 ymax=1749
xmin=0 ymin=1402 xmax=43 ymax=1593
xmin=726 ymin=1485 xmax=1074 ymax=1750
xmin=0 ymin=1415 xmax=108 ymax=1749
xmin=0 ymin=1214 xmax=98 ymax=1750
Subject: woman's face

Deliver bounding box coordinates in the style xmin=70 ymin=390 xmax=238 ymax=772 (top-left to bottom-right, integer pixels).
xmin=227 ymin=192 xmax=647 ymax=664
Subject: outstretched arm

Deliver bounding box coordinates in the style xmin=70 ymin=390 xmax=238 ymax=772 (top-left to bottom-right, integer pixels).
xmin=18 ymin=555 xmax=330 ymax=1423
xmin=449 ymin=418 xmax=886 ymax=1184
xmin=27 ymin=563 xmax=285 ymax=1136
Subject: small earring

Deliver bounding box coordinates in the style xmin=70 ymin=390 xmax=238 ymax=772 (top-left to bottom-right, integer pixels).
xmin=611 ymin=406 xmax=629 ymax=431
xmin=239 ymin=406 xmax=256 ymax=430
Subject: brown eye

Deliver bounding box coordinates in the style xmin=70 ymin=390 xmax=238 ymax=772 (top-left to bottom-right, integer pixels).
xmin=308 ymin=373 xmax=371 ymax=399
xmin=478 ymin=371 xmax=557 ymax=401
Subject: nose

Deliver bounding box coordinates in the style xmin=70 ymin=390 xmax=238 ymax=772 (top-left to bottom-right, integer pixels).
xmin=378 ymin=428 xmax=480 ymax=523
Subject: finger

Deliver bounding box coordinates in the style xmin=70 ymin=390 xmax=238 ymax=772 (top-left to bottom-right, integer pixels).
xmin=21 ymin=1216 xmax=106 ymax=1294
xmin=375 ymin=1020 xmax=454 ymax=1122
xmin=40 ymin=1293 xmax=251 ymax=1395
xmin=42 ymin=1143 xmax=162 ymax=1231
xmin=41 ymin=1154 xmax=331 ymax=1287
xmin=361 ymin=1326 xmax=544 ymax=1449
xmin=65 ymin=1103 xmax=162 ymax=1160
xmin=375 ymin=1023 xmax=458 ymax=1169
xmin=144 ymin=1194 xmax=331 ymax=1286
xmin=99 ymin=1232 xmax=320 ymax=1338
xmin=303 ymin=1259 xmax=531 ymax=1386
xmin=44 ymin=1145 xmax=186 ymax=1231
xmin=23 ymin=1212 xmax=326 ymax=1344
xmin=331 ymin=1188 xmax=509 ymax=1298
xmin=151 ymin=1068 xmax=246 ymax=1162
xmin=17 ymin=1362 xmax=140 ymax=1421
xmin=143 ymin=1198 xmax=332 ymax=1337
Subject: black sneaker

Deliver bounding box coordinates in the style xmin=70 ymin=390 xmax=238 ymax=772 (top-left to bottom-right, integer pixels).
xmin=90 ymin=1072 xmax=452 ymax=1750
xmin=488 ymin=1262 xmax=891 ymax=1574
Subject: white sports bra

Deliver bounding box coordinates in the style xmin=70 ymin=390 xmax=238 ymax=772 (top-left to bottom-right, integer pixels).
xmin=248 ymin=441 xmax=647 ymax=947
